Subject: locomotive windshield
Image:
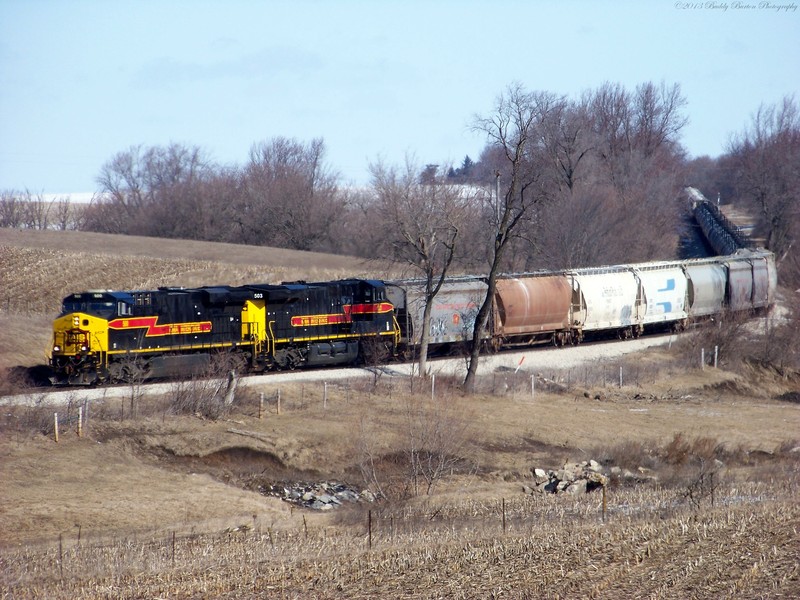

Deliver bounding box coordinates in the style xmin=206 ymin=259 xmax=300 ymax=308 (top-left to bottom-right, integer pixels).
xmin=60 ymin=292 xmax=133 ymax=319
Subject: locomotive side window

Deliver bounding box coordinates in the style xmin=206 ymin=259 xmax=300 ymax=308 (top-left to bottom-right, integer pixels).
xmin=134 ymin=293 xmax=152 ymax=307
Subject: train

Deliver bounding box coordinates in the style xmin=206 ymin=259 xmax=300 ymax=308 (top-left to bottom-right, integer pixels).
xmin=49 ymin=248 xmax=777 ymax=385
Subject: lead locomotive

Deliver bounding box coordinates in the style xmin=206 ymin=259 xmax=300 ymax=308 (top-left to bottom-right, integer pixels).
xmin=50 ymin=279 xmax=399 ymax=385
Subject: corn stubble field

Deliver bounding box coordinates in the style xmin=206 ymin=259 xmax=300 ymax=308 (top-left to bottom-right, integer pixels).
xmin=1 ymin=229 xmax=799 ymax=598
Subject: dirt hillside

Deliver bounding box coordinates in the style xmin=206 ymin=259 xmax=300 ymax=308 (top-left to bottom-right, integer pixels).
xmin=1 ymin=228 xmax=799 ymax=598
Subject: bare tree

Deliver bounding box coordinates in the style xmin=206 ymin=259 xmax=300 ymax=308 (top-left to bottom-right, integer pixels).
xmin=528 ymin=81 xmax=688 ymax=269
xmin=540 ymin=96 xmax=595 ymax=193
xmin=589 ymin=81 xmax=688 ymax=201
xmin=0 ymin=190 xmax=24 ymax=228
xmin=370 ymin=158 xmax=474 ymax=377
xmin=238 ymin=137 xmax=342 ymax=251
xmin=464 ymin=84 xmax=559 ymax=393
xmin=86 ymin=143 xmax=214 ymax=237
xmin=19 ymin=191 xmax=52 ymax=230
xmin=54 ymin=197 xmax=72 ymax=230
xmin=727 ymin=95 xmax=800 ymax=284
xmin=631 ymin=81 xmax=689 ymax=158
xmin=404 ymin=393 xmax=472 ymax=495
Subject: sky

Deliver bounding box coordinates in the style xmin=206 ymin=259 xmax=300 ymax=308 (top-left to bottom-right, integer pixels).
xmin=0 ymin=0 xmax=798 ymax=195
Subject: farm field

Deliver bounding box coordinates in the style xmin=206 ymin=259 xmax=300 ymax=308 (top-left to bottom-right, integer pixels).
xmin=1 ymin=227 xmax=799 ymax=598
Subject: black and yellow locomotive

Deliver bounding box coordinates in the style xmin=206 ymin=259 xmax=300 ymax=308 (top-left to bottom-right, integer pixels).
xmin=50 ymin=279 xmax=400 ymax=385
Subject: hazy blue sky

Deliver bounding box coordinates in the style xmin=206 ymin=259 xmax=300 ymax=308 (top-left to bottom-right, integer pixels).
xmin=1 ymin=0 xmax=798 ymax=194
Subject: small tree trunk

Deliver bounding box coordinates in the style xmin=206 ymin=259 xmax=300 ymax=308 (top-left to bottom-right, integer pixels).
xmin=223 ymin=370 xmax=238 ymax=405
xmin=418 ymin=298 xmax=433 ymax=378
xmin=464 ymin=289 xmax=492 ymax=393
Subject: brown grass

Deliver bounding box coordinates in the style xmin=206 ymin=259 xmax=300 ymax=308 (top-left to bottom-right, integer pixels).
xmin=2 ymin=371 xmax=799 ymax=597
xmin=2 ymin=229 xmax=800 ymax=598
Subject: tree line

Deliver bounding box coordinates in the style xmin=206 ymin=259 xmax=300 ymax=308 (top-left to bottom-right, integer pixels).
xmin=2 ymin=82 xmax=797 ymax=289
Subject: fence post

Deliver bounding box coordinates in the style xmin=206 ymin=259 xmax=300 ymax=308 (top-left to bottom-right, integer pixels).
xmin=701 ymin=348 xmax=705 ymax=371
xmin=714 ymin=346 xmax=718 ymax=369
xmin=259 ymin=393 xmax=264 ymax=419
xmin=619 ymin=366 xmax=623 ymax=388
xmin=323 ymin=382 xmax=328 ymax=409
xmin=501 ymin=497 xmax=506 ymax=534
xmin=77 ymin=406 xmax=82 ymax=438
xmin=54 ymin=413 xmax=59 ymax=443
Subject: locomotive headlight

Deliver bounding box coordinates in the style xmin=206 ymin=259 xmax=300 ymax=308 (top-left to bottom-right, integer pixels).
xmin=53 ymin=345 xmax=61 ymax=353
xmin=80 ymin=345 xmax=88 ymax=352
xmin=73 ymin=316 xmax=80 ymax=326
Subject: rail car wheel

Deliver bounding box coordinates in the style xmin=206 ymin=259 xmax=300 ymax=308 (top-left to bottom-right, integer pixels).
xmin=287 ymin=348 xmax=304 ymax=370
xmin=108 ymin=358 xmax=147 ymax=383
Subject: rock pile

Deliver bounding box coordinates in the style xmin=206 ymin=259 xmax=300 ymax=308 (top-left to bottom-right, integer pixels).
xmin=524 ymin=460 xmax=609 ymax=495
xmin=524 ymin=460 xmax=661 ymax=496
xmin=258 ymin=481 xmax=377 ymax=510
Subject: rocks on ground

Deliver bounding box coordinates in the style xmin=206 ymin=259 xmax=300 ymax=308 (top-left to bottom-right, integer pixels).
xmin=258 ymin=481 xmax=377 ymax=510
xmin=523 ymin=459 xmax=658 ymax=495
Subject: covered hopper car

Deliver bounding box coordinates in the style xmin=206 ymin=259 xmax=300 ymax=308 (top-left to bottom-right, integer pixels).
xmin=386 ymin=249 xmax=776 ymax=352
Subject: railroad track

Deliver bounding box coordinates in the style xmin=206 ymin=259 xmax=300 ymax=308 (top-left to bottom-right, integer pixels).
xmin=1 ymin=334 xmax=679 ymax=407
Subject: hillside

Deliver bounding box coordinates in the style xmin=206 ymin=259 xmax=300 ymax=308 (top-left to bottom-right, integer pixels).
xmin=1 ymin=366 xmax=799 ymax=598
xmin=0 ymin=228 xmax=393 ymax=371
xmin=1 ymin=228 xmax=799 ymax=598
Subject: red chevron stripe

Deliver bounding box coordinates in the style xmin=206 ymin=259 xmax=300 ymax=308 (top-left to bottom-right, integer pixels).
xmin=108 ymin=317 xmax=212 ymax=336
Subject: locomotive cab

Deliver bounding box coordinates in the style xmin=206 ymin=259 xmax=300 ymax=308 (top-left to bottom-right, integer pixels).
xmin=51 ymin=291 xmax=134 ymax=384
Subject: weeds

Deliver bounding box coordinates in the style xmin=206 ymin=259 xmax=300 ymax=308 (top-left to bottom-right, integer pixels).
xmin=2 ymin=483 xmax=798 ymax=599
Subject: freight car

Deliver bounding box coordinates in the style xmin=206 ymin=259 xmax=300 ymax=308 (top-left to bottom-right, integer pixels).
xmin=386 ymin=249 xmax=777 ymax=354
xmin=50 ymin=279 xmax=399 ymax=385
xmin=385 ymin=277 xmax=486 ymax=356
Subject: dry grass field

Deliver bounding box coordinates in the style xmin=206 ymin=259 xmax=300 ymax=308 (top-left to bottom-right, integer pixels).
xmin=1 ymin=227 xmax=799 ymax=598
